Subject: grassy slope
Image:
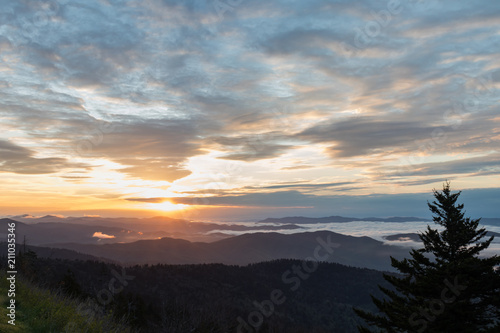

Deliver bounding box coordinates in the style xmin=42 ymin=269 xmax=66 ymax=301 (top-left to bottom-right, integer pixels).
xmin=0 ymin=294 xmax=24 ymax=332
xmin=0 ymin=271 xmax=131 ymax=333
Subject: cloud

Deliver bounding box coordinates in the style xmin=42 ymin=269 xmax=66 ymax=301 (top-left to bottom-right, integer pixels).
xmin=125 ymin=197 xmax=167 ymax=203
xmin=299 ymin=117 xmax=450 ymax=157
xmin=169 ymin=190 xmax=320 ymax=207
xmin=86 ymin=116 xmax=204 ymax=181
xmin=211 ymin=134 xmax=292 ymax=161
xmin=377 ymin=153 xmax=500 ymax=179
xmin=168 ymin=187 xmax=500 ymax=218
xmin=92 ymin=232 xmax=115 ymax=239
xmin=0 ymin=139 xmax=84 ymax=174
xmin=1 ymin=0 xmax=499 ymax=212
xmin=280 ymin=165 xmax=315 ymax=170
xmin=244 ymin=181 xmax=357 ymax=191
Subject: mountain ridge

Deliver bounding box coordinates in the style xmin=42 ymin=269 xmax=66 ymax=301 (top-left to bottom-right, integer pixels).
xmin=258 ymin=216 xmax=431 ymax=224
xmin=46 ymin=230 xmax=411 ymax=271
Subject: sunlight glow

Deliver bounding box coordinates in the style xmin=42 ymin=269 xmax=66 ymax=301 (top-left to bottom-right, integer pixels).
xmin=146 ymin=201 xmax=189 ymax=212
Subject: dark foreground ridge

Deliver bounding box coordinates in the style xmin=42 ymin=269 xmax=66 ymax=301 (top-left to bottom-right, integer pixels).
xmin=0 ymin=255 xmax=392 ymax=333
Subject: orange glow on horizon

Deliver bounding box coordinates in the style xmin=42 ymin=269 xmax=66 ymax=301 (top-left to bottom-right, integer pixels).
xmin=145 ymin=201 xmax=190 ymax=212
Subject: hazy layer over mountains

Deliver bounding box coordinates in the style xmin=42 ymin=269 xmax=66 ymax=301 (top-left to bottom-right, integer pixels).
xmin=2 ymin=214 xmax=499 ymax=271
xmin=42 ymin=231 xmax=413 ymax=271
xmin=1 ymin=215 xmax=437 ymax=246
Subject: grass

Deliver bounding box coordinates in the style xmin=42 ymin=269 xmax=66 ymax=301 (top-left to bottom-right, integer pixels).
xmin=0 ymin=292 xmax=24 ymax=332
xmin=0 ymin=270 xmax=132 ymax=333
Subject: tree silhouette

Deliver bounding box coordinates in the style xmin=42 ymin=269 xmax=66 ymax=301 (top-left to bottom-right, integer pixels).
xmin=60 ymin=269 xmax=83 ymax=298
xmin=355 ymin=182 xmax=500 ymax=332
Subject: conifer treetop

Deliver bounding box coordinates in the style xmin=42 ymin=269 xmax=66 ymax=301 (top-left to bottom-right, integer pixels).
xmin=424 ymin=181 xmax=493 ymax=262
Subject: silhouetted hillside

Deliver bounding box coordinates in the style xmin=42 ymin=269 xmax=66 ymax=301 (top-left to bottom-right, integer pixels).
xmin=9 ymin=255 xmax=393 ymax=332
xmin=0 ymin=242 xmax=114 ymax=263
xmin=47 ymin=231 xmax=410 ymax=271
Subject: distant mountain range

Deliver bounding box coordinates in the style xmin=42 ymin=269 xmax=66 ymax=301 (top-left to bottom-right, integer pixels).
xmin=45 ymin=230 xmax=411 ymax=271
xmin=0 ymin=217 xmax=302 ymax=244
xmin=258 ymin=216 xmax=431 ymax=224
xmin=480 ymin=218 xmax=500 ymax=226
xmin=2 ymin=215 xmax=497 ymax=272
xmin=258 ymin=216 xmax=500 ymax=226
xmin=8 ymin=214 xmax=500 ymax=226
xmin=0 ymin=241 xmax=112 ymax=262
xmin=384 ymin=231 xmax=500 ymax=243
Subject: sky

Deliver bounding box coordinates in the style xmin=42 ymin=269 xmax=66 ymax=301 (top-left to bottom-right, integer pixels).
xmin=0 ymin=0 xmax=499 ymax=220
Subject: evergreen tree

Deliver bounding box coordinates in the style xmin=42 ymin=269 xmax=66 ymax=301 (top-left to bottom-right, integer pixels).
xmin=355 ymin=182 xmax=500 ymax=332
xmin=60 ymin=269 xmax=83 ymax=298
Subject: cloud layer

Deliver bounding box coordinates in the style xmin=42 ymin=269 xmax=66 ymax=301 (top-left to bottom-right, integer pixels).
xmin=0 ymin=0 xmax=499 ymax=216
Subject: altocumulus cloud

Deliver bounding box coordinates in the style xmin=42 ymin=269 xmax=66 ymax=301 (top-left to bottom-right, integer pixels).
xmin=0 ymin=0 xmax=499 ymax=215
xmin=0 ymin=139 xmax=86 ymax=174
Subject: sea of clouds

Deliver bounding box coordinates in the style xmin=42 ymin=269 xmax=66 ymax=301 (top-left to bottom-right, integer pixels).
xmin=207 ymin=220 xmax=500 ymax=256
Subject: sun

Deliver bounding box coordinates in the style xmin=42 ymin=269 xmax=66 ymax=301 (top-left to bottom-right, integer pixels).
xmin=148 ymin=201 xmax=189 ymax=212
